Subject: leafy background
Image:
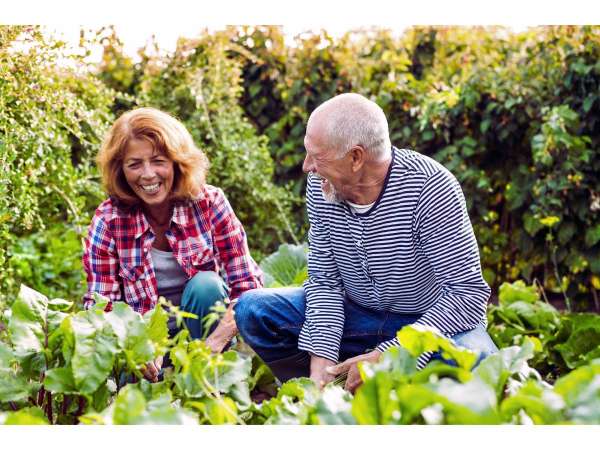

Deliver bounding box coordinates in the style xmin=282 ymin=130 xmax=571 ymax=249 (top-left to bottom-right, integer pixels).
xmin=2 ymin=25 xmax=599 ymax=311
xmin=1 ymin=24 xmax=600 ymax=425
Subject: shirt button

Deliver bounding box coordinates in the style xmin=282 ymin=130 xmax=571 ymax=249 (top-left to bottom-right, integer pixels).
xmin=355 ymin=240 xmax=362 ymax=247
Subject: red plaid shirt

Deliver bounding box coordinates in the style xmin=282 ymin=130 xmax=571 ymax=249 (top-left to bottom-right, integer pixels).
xmin=82 ymin=184 xmax=264 ymax=314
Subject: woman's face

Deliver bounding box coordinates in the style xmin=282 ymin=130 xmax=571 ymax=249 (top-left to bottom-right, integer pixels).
xmin=122 ymin=139 xmax=175 ymax=210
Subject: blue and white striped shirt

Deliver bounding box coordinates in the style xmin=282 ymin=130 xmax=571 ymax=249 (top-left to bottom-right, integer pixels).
xmin=298 ymin=147 xmax=490 ymax=364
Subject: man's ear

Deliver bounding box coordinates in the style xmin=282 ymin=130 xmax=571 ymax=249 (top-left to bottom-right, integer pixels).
xmin=350 ymin=145 xmax=366 ymax=172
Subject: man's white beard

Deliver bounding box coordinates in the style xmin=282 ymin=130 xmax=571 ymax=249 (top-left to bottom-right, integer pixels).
xmin=316 ymin=174 xmax=344 ymax=204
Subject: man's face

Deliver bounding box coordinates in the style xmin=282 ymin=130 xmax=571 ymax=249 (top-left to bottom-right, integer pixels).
xmin=302 ymin=130 xmax=351 ymax=204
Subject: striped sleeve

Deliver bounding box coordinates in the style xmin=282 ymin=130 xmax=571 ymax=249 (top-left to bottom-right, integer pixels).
xmin=82 ymin=210 xmax=121 ymax=310
xmin=375 ymin=168 xmax=490 ymax=366
xmin=298 ymin=175 xmax=346 ymax=363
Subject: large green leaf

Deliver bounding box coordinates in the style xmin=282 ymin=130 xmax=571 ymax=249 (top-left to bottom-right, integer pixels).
xmin=260 ymin=243 xmax=308 ymax=287
xmin=44 ymin=367 xmax=77 ymax=394
xmin=189 ymin=396 xmax=239 ymax=424
xmin=498 ymin=281 xmax=540 ymax=305
xmin=397 ymin=325 xmax=478 ymax=370
xmin=0 ymin=342 xmax=35 ymax=402
xmin=145 ymin=302 xmax=169 ymax=350
xmin=0 ymin=407 xmax=49 ymax=425
xmin=80 ymin=384 xmax=198 ymax=425
xmin=474 ymin=339 xmax=536 ymax=397
xmin=104 ymin=302 xmax=156 ymax=371
xmin=368 ymin=345 xmax=418 ymax=380
xmin=429 ymin=378 xmax=500 ymax=424
xmin=553 ymin=362 xmax=600 ymax=423
xmin=312 ymin=386 xmax=355 ymax=424
xmin=171 ymin=339 xmax=252 ymax=403
xmin=261 ymin=378 xmax=321 ymax=425
xmin=351 ymin=371 xmax=396 ymax=424
xmin=554 ymin=314 xmax=600 ymax=369
xmin=500 ymin=380 xmax=565 ymax=424
xmin=62 ymin=311 xmax=118 ymax=394
xmin=8 ymin=285 xmax=49 ymax=358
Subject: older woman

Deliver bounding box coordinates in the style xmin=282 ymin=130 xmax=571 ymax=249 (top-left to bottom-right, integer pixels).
xmin=83 ymin=107 xmax=263 ymax=381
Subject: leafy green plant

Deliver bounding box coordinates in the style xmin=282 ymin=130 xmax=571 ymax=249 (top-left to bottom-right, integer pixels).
xmin=260 ymin=243 xmax=308 ymax=287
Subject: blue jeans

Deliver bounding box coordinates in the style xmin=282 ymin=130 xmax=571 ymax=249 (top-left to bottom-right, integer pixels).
xmin=179 ymin=270 xmax=230 ymax=339
xmin=234 ymin=287 xmax=498 ymax=381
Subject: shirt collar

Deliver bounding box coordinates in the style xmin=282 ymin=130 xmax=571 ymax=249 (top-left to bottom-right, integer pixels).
xmin=130 ymin=202 xmax=189 ymax=239
xmin=171 ymin=202 xmax=189 ymax=226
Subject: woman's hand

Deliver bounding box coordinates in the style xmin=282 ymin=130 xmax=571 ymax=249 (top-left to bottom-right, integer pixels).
xmin=141 ymin=355 xmax=164 ymax=383
xmin=205 ymin=301 xmax=238 ymax=353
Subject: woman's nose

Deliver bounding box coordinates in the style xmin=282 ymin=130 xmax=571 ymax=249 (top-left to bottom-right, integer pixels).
xmin=141 ymin=162 xmax=156 ymax=178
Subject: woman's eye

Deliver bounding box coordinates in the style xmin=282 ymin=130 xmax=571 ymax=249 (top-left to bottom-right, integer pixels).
xmin=127 ymin=162 xmax=140 ymax=169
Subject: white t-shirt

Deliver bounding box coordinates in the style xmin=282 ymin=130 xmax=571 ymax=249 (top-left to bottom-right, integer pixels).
xmin=346 ymin=200 xmax=375 ymax=215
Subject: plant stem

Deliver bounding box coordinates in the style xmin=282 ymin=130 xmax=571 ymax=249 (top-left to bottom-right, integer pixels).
xmin=61 ymin=395 xmax=71 ymax=416
xmin=533 ymin=278 xmax=550 ymax=304
xmin=46 ymin=391 xmax=53 ymax=424
xmin=9 ymin=401 xmax=18 ymax=411
xmin=550 ymin=244 xmax=571 ymax=312
xmin=75 ymin=396 xmax=86 ymax=418
xmin=37 ymin=386 xmax=45 ymax=407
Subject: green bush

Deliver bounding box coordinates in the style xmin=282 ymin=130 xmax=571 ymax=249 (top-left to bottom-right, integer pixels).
xmin=232 ymin=25 xmax=600 ymax=307
xmin=0 ymin=26 xmax=115 ymax=305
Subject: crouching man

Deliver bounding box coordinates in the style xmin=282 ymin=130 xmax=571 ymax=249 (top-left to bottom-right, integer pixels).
xmin=234 ymin=93 xmax=498 ymax=393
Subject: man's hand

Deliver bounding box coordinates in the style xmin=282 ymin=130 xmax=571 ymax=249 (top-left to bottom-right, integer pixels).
xmin=141 ymin=355 xmax=163 ymax=383
xmin=205 ymin=300 xmax=238 ymax=353
xmin=310 ymin=354 xmax=337 ymax=389
xmin=326 ymin=350 xmax=382 ymax=393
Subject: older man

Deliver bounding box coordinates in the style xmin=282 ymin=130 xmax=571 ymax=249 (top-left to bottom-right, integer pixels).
xmin=235 ymin=93 xmax=497 ymax=392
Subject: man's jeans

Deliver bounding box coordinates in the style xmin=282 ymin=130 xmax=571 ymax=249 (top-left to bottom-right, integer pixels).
xmin=234 ymin=287 xmax=498 ymax=382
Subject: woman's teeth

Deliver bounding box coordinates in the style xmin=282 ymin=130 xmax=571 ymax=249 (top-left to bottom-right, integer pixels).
xmin=141 ymin=183 xmax=160 ymax=193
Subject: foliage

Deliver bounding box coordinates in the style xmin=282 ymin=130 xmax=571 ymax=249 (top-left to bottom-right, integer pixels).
xmin=260 ymin=243 xmax=308 ymax=287
xmin=2 ymin=281 xmax=600 ymax=425
xmin=488 ymin=280 xmax=600 ymax=381
xmin=8 ymin=224 xmax=86 ymax=302
xmin=0 ymin=26 xmax=115 ymax=306
xmin=230 ymin=25 xmax=600 ymax=306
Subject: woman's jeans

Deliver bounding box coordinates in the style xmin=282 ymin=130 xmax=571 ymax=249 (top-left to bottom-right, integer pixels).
xmin=234 ymin=287 xmax=498 ymax=382
xmin=179 ymin=270 xmax=230 ymax=340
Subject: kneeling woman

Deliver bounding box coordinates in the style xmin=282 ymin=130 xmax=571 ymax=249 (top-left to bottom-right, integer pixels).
xmin=83 ymin=107 xmax=263 ymax=380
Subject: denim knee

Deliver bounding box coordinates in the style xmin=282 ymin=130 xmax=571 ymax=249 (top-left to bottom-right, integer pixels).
xmin=234 ymin=289 xmax=264 ymax=333
xmin=181 ymin=271 xmax=228 ymax=312
xmin=180 ymin=271 xmax=228 ymax=340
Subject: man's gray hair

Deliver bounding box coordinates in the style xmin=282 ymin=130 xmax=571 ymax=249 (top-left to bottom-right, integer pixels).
xmin=308 ymin=93 xmax=391 ymax=161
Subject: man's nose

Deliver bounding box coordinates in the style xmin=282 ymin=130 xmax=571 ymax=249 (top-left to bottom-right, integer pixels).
xmin=302 ymin=156 xmax=313 ymax=174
